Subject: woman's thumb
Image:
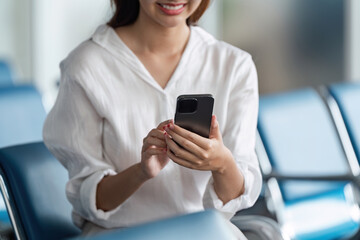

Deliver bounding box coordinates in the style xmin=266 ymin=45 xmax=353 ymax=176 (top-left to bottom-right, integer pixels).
xmin=209 ymin=115 xmax=221 ymax=139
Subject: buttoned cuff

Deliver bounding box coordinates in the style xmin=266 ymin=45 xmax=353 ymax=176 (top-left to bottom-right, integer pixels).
xmin=203 ymin=164 xmax=258 ymax=220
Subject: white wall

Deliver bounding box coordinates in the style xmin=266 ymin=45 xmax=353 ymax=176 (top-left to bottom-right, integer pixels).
xmin=0 ymin=0 xmax=32 ymax=80
xmin=348 ymin=0 xmax=360 ymax=81
xmin=32 ymin=0 xmax=111 ymax=110
xmin=199 ymin=0 xmax=223 ymax=39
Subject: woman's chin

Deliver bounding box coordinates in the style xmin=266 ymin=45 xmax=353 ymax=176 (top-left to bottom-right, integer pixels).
xmin=155 ymin=17 xmax=188 ymax=29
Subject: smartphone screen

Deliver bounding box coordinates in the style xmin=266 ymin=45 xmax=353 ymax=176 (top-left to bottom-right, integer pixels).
xmin=174 ymin=94 xmax=214 ymax=138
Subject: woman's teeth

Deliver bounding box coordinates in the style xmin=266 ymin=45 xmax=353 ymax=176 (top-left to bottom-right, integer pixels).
xmin=160 ymin=4 xmax=184 ymax=10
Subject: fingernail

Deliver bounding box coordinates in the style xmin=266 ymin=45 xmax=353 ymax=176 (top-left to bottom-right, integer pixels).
xmin=169 ymin=123 xmax=174 ymax=129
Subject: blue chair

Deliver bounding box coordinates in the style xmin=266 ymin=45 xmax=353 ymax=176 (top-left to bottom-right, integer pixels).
xmin=328 ymin=82 xmax=360 ymax=162
xmin=0 ymin=60 xmax=13 ymax=86
xmin=257 ymin=88 xmax=360 ymax=240
xmin=0 ymin=142 xmax=285 ymax=240
xmin=0 ymin=85 xmax=46 ymax=148
xmin=0 ymin=85 xmax=47 ymax=229
xmin=0 ymin=142 xmax=81 ymax=240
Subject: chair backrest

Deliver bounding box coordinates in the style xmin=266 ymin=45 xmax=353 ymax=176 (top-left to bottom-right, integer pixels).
xmin=329 ymin=82 xmax=360 ymax=162
xmin=0 ymin=85 xmax=46 ymax=148
xmin=257 ymin=88 xmax=350 ymax=202
xmin=0 ymin=60 xmax=13 ymax=86
xmin=0 ymin=142 xmax=81 ymax=240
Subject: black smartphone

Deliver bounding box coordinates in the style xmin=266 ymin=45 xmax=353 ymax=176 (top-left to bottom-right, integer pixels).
xmin=174 ymin=94 xmax=214 ymax=138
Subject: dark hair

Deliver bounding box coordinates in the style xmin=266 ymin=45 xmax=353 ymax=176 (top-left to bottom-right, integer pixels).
xmin=107 ymin=0 xmax=211 ymax=28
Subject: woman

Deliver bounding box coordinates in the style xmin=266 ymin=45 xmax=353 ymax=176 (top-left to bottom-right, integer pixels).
xmin=43 ymin=0 xmax=262 ymax=238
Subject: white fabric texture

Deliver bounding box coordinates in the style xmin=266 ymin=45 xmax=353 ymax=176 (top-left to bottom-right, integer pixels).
xmin=43 ymin=24 xmax=262 ymax=230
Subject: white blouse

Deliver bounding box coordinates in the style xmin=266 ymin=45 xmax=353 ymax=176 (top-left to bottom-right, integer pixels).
xmin=43 ymin=24 xmax=262 ymax=230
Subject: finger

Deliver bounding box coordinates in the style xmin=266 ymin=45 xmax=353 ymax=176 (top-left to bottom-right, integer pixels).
xmin=167 ymin=149 xmax=209 ymax=171
xmin=168 ymin=151 xmax=194 ymax=169
xmin=145 ymin=147 xmax=167 ymax=157
xmin=209 ymin=115 xmax=222 ymax=140
xmin=143 ymin=136 xmax=167 ymax=150
xmin=142 ymin=124 xmax=171 ymax=153
xmin=147 ymin=128 xmax=167 ymax=141
xmin=165 ymin=134 xmax=201 ymax=164
xmin=165 ymin=128 xmax=207 ymax=159
xmin=166 ymin=123 xmax=211 ymax=150
xmin=157 ymin=119 xmax=174 ymax=130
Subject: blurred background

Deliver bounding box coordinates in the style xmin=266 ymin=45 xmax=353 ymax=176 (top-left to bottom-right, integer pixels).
xmin=0 ymin=0 xmax=359 ymax=109
xmin=1 ymin=0 xmax=360 ymax=239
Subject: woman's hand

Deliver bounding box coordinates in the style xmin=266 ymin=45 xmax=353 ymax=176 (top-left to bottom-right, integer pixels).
xmin=141 ymin=119 xmax=173 ymax=179
xmin=97 ymin=119 xmax=173 ymax=211
xmin=164 ymin=115 xmax=245 ymax=203
xmin=164 ymin=115 xmax=232 ymax=173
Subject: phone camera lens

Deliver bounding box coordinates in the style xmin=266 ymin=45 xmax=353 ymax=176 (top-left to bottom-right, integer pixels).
xmin=178 ymin=99 xmax=198 ymax=113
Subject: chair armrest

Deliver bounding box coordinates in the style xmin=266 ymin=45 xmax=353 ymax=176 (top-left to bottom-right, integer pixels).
xmin=263 ymin=171 xmax=360 ymax=189
xmin=231 ymin=215 xmax=288 ymax=240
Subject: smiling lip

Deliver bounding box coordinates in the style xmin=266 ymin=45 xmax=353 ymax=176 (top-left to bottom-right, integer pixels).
xmin=157 ymin=3 xmax=186 ymax=15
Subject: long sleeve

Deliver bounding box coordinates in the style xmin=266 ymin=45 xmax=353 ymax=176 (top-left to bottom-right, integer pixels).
xmin=43 ymin=70 xmax=119 ymax=228
xmin=203 ymin=54 xmax=262 ymax=219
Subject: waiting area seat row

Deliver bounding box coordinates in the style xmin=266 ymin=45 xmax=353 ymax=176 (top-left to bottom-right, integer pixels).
xmin=257 ymin=83 xmax=360 ymax=240
xmin=0 ymin=77 xmax=359 ymax=239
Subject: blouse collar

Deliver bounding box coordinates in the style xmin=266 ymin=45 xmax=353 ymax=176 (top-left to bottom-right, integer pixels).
xmin=91 ymin=24 xmax=203 ymax=93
